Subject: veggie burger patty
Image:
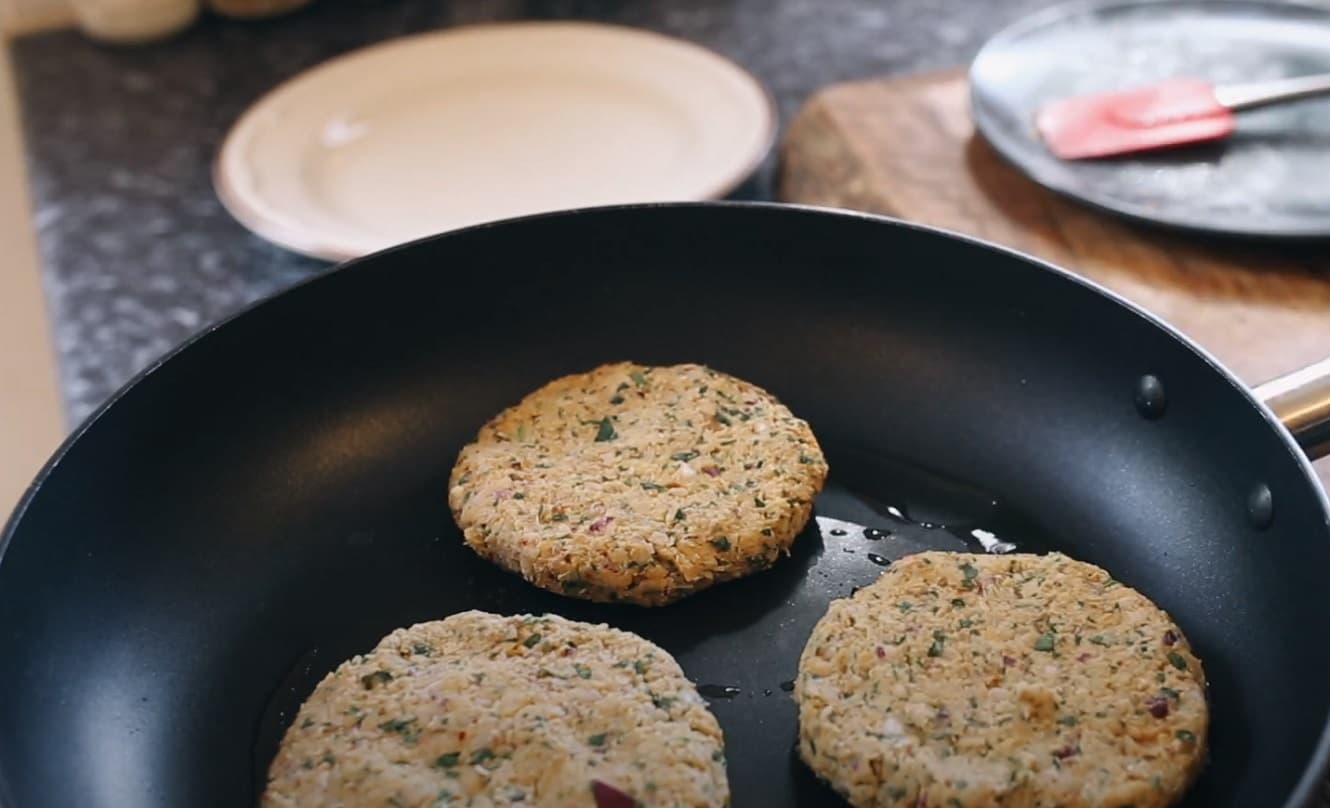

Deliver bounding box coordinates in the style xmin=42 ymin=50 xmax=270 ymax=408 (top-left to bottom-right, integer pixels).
xmin=795 ymin=551 xmax=1209 ymax=808
xmin=447 ymin=361 xmax=828 ymax=606
xmin=263 ymin=611 xmax=730 ymax=807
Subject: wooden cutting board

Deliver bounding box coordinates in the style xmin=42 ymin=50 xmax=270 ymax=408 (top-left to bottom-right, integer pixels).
xmin=779 ymin=68 xmax=1330 ymax=392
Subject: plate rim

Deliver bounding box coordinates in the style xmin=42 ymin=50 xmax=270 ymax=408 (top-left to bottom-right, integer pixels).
xmin=968 ymin=0 xmax=1330 ymax=240
xmin=212 ymin=19 xmax=780 ymax=262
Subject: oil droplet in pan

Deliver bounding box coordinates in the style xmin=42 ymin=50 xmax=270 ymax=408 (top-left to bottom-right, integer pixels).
xmin=697 ymin=684 xmax=741 ymax=699
xmin=967 ymin=528 xmax=1017 ymax=554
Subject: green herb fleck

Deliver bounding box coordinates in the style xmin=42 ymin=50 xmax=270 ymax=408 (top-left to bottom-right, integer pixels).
xmin=411 ymin=642 xmax=433 ymax=656
xmin=516 ymin=423 xmax=528 ymax=442
xmin=300 ymin=717 xmax=315 ymax=729
xmin=594 ymin=417 xmax=617 ymax=442
xmin=674 ymin=509 xmax=686 ymax=522
xmin=799 ymin=454 xmax=817 ymax=464
xmin=715 ymin=412 xmax=732 ymax=426
xmin=754 ymin=496 xmax=766 ymax=508
xmin=1176 ymin=730 xmax=1197 ymax=743
xmin=575 ymin=664 xmax=593 ymax=679
xmin=378 ymin=718 xmax=419 ymax=744
xmin=1034 ymin=633 xmax=1056 ymax=652
xmin=640 ymin=482 xmax=665 ymax=492
xmin=609 ymin=394 xmax=625 ymax=405
xmin=630 ymin=370 xmax=647 ymax=387
xmin=1167 ymin=652 xmax=1188 ymax=671
xmin=897 ymin=601 xmax=913 ymax=612
xmin=760 ymin=528 xmax=773 ymax=536
xmin=588 ymin=733 xmax=608 ymax=747
xmin=710 ymin=537 xmax=731 ymax=551
xmin=711 ymin=750 xmax=724 ymax=762
xmin=888 ymin=786 xmax=907 ymax=800
xmin=671 ymin=451 xmax=700 ymax=462
xmin=652 ymin=694 xmax=676 ymax=710
xmin=960 ymin=561 xmax=979 ymax=589
xmin=360 ymin=670 xmax=393 ymax=690
xmin=435 ymin=752 xmax=461 ymax=768
xmin=321 ymin=753 xmax=335 ymax=765
xmin=1089 ymin=635 xmax=1109 ymax=646
xmin=551 ymin=512 xmax=569 ymax=522
xmin=470 ymin=748 xmax=497 ymax=765
xmin=1057 ymin=715 xmax=1078 ymax=726
xmin=633 ymin=659 xmax=649 ymax=675
xmin=928 ymin=630 xmax=946 ymax=657
xmin=959 ymin=618 xmax=975 ymax=629
xmin=951 ymin=598 xmax=966 ymax=607
xmin=523 ymin=633 xmax=543 ymax=648
xmin=1161 ymin=687 xmax=1181 ymax=700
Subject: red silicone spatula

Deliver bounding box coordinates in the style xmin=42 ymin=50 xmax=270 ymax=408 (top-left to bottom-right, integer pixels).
xmin=1035 ymin=73 xmax=1330 ymax=160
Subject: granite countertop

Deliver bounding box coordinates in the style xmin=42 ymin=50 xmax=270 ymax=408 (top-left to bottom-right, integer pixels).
xmin=11 ymin=0 xmax=1055 ymax=424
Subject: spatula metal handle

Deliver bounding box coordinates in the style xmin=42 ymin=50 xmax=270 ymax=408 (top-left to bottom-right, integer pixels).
xmin=1214 ymin=73 xmax=1330 ymax=112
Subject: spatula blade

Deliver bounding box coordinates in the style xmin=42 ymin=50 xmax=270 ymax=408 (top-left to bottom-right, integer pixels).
xmin=1035 ymin=78 xmax=1234 ymax=160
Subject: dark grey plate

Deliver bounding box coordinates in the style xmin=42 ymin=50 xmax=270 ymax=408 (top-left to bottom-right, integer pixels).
xmin=969 ymin=0 xmax=1330 ymax=238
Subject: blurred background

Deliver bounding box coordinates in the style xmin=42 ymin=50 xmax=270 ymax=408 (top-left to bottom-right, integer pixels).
xmin=3 ymin=0 xmax=1329 ymax=515
xmin=0 ymin=0 xmax=1059 ymax=513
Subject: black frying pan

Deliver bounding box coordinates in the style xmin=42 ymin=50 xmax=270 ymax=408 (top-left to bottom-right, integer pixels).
xmin=3 ymin=203 xmax=1330 ymax=808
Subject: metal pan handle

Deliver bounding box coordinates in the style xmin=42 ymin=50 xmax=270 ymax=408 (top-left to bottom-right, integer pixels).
xmin=1254 ymin=358 xmax=1330 ymax=460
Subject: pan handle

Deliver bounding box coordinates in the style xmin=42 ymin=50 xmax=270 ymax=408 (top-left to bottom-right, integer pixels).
xmin=1254 ymin=358 xmax=1330 ymax=460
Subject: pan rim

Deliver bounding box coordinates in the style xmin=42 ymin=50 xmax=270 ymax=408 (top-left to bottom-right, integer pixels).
xmin=2 ymin=199 xmax=1328 ymax=808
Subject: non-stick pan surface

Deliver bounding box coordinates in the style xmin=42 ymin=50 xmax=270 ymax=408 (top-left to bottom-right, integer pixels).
xmin=3 ymin=204 xmax=1329 ymax=808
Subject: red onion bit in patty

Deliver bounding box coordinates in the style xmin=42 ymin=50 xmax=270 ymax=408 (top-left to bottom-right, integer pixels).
xmin=1163 ymin=630 xmax=1178 ymax=646
xmin=1148 ymin=696 xmax=1170 ymax=718
xmin=591 ymin=780 xmax=638 ymax=808
xmin=588 ymin=516 xmax=615 ymax=534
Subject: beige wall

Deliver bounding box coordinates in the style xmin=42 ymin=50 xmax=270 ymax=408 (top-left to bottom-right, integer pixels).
xmin=0 ymin=38 xmax=65 ymax=519
xmin=0 ymin=0 xmax=72 ymax=35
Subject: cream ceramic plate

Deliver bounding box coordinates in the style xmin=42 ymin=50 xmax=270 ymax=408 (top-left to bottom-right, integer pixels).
xmin=214 ymin=21 xmax=777 ymax=262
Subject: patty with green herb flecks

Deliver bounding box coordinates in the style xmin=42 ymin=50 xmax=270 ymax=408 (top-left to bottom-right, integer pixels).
xmin=795 ymin=551 xmax=1209 ymax=808
xmin=262 ymin=610 xmax=730 ymax=808
xmin=447 ymin=362 xmax=828 ymax=606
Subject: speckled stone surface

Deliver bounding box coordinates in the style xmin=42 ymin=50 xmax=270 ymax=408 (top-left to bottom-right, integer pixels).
xmin=10 ymin=0 xmax=1055 ymax=425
